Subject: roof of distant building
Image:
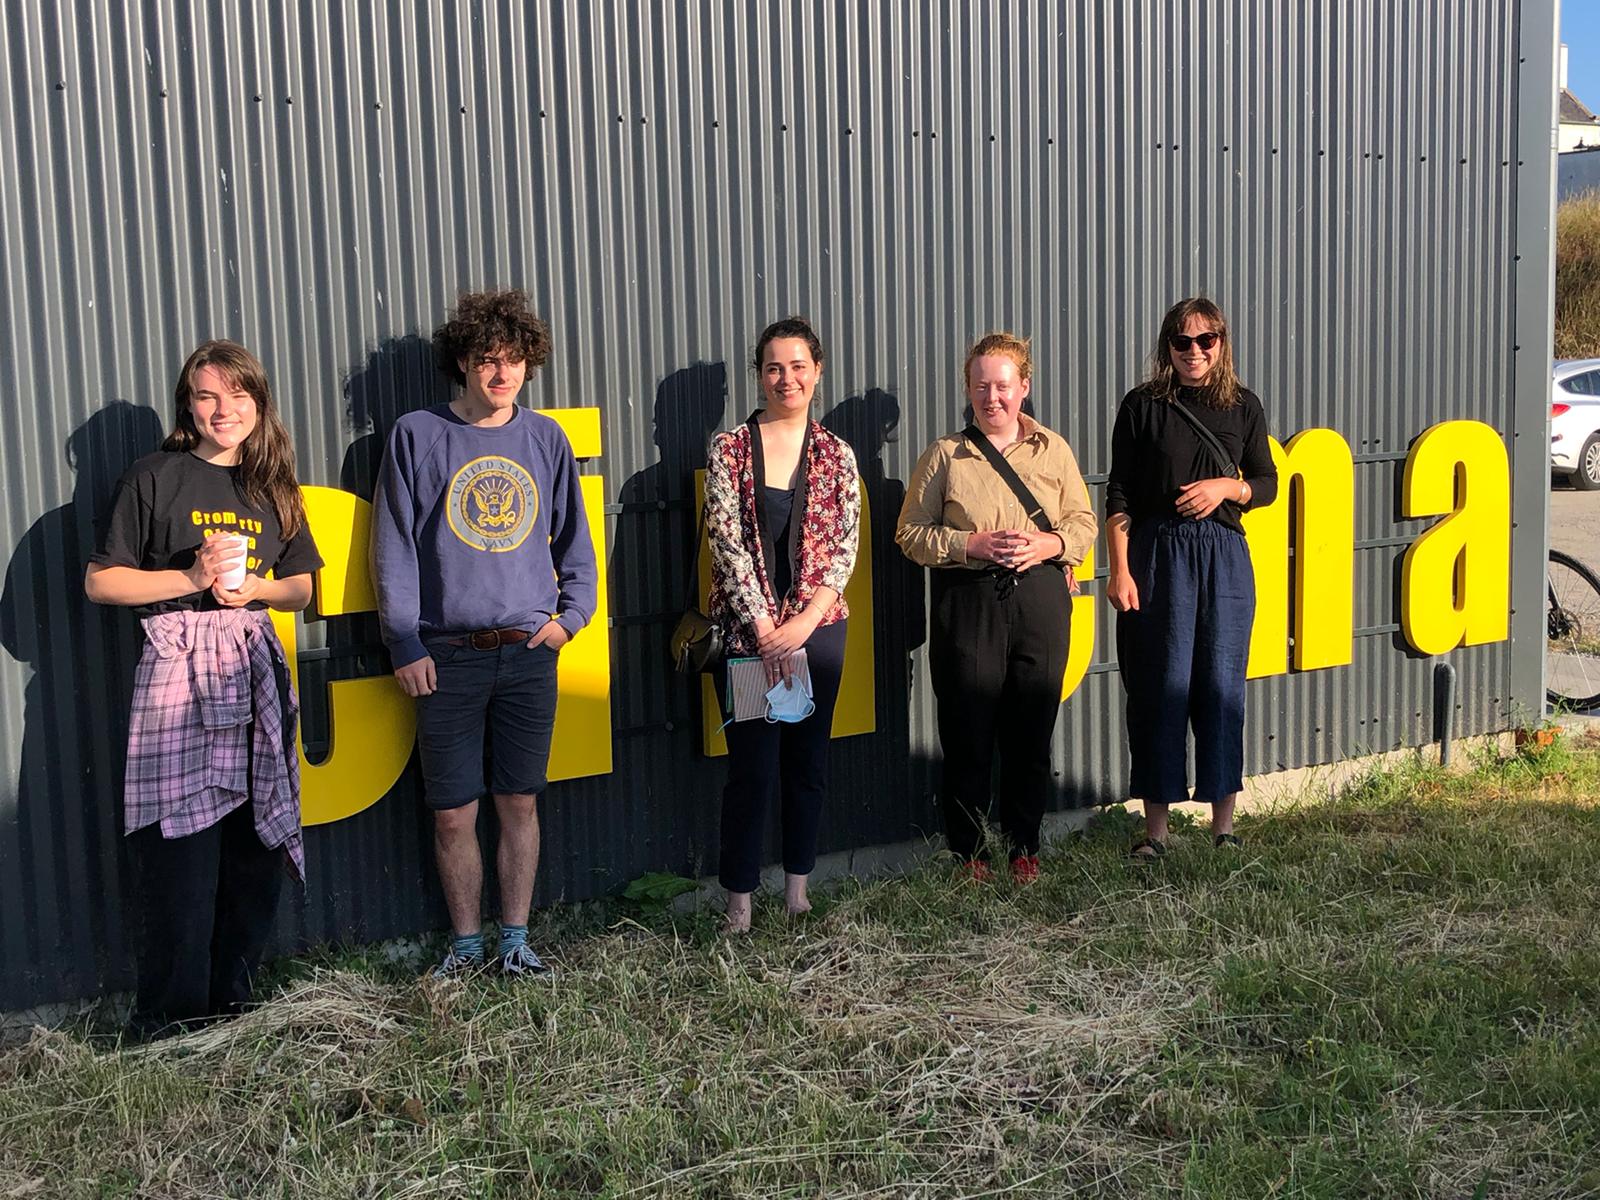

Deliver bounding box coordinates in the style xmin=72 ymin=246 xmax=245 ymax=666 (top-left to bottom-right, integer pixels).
xmin=1562 ymin=87 xmax=1599 ymax=125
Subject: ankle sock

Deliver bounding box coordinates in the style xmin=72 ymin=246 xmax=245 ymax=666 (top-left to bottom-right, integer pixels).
xmin=498 ymin=924 xmax=528 ymax=958
xmin=451 ymin=931 xmax=485 ymax=963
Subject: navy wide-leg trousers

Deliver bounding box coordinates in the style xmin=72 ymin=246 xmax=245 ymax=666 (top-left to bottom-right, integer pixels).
xmin=1116 ymin=518 xmax=1254 ymax=805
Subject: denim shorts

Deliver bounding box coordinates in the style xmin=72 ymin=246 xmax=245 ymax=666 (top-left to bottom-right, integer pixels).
xmin=413 ymin=634 xmax=560 ymax=809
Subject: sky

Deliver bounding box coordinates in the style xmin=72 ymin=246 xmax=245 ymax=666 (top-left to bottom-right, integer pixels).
xmin=1565 ymin=5 xmax=1600 ymax=107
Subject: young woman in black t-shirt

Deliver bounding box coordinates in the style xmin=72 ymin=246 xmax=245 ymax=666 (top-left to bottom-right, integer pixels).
xmin=86 ymin=340 xmax=321 ymax=1038
xmin=1104 ymin=298 xmax=1278 ymax=860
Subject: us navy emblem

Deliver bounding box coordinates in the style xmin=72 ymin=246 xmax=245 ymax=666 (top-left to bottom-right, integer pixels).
xmin=446 ymin=456 xmax=539 ymax=552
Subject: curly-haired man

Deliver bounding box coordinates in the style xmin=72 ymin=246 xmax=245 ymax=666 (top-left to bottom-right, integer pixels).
xmin=373 ymin=289 xmax=596 ymax=978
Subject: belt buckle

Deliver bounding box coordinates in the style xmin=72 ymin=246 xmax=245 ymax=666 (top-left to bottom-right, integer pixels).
xmin=469 ymin=629 xmax=500 ymax=651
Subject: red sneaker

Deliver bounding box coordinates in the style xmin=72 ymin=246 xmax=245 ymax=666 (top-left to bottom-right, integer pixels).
xmin=961 ymin=859 xmax=993 ymax=883
xmin=1010 ymin=855 xmax=1040 ymax=885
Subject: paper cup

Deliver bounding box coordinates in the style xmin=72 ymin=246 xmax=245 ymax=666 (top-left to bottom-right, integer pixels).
xmin=215 ymin=534 xmax=248 ymax=590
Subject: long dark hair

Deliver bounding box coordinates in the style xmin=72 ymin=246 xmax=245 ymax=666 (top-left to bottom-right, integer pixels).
xmin=1146 ymin=297 xmax=1243 ymax=409
xmin=164 ymin=339 xmax=307 ymax=538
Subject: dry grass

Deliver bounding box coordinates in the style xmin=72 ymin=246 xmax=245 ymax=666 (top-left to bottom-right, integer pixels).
xmin=1556 ymin=193 xmax=1600 ymax=358
xmin=3 ymin=737 xmax=1600 ymax=1198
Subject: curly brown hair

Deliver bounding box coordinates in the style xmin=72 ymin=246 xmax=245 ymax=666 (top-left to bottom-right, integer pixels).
xmin=164 ymin=340 xmax=307 ymax=539
xmin=1145 ymin=297 xmax=1243 ymax=409
xmin=433 ymin=290 xmax=552 ymax=385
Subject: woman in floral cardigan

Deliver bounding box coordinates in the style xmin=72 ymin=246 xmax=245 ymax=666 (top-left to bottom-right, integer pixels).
xmin=704 ymin=316 xmax=860 ymax=932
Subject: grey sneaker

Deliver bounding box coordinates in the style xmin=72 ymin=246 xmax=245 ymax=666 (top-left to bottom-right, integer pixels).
xmin=500 ymin=943 xmax=552 ymax=979
xmin=431 ymin=947 xmax=485 ymax=979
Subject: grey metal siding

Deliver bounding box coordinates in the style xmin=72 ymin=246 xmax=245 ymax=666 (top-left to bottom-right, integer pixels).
xmin=0 ymin=0 xmax=1554 ymax=1010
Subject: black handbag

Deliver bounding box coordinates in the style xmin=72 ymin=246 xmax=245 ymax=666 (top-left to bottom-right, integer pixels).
xmin=668 ymin=509 xmax=723 ymax=673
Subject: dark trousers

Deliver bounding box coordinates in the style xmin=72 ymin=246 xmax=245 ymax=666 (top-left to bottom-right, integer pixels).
xmin=129 ymin=801 xmax=285 ymax=1036
xmin=1116 ymin=518 xmax=1255 ymax=805
xmin=715 ymin=619 xmax=848 ymax=893
xmin=929 ymin=566 xmax=1071 ymax=861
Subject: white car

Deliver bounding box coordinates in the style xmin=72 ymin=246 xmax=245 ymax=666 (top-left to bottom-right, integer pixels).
xmin=1552 ymin=358 xmax=1600 ymax=489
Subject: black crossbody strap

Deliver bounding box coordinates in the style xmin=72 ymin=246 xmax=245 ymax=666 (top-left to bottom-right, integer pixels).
xmin=1165 ymin=395 xmax=1241 ymax=479
xmin=961 ymin=425 xmax=1054 ymax=534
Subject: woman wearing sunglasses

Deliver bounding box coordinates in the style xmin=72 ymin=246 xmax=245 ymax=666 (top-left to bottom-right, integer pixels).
xmin=1104 ymin=297 xmax=1277 ymax=860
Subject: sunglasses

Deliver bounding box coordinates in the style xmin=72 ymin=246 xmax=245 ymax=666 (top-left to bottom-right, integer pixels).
xmin=1169 ymin=331 xmax=1222 ymax=353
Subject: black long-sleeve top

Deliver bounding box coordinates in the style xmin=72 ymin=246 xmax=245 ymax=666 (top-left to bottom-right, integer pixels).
xmin=1103 ymin=384 xmax=1278 ymax=535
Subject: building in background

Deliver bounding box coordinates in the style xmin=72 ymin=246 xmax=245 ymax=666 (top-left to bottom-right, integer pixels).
xmin=1560 ymin=43 xmax=1600 ymax=151
xmin=1558 ymin=43 xmax=1600 ymax=198
xmin=0 ymin=1 xmax=1559 ymax=1014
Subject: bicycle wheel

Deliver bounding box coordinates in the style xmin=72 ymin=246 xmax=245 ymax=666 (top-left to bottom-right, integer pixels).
xmin=1546 ymin=549 xmax=1600 ymax=710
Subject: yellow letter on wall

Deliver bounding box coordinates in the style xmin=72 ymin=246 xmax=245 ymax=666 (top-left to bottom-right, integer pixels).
xmin=271 ymin=486 xmax=417 ymax=826
xmin=1241 ymin=430 xmax=1355 ymax=678
xmin=1060 ymin=543 xmax=1096 ymax=700
xmin=1400 ymin=420 xmax=1511 ymax=655
xmin=535 ymin=407 xmax=613 ymax=781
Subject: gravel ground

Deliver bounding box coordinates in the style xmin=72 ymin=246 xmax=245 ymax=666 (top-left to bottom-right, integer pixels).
xmin=1549 ymin=481 xmax=1600 ymax=562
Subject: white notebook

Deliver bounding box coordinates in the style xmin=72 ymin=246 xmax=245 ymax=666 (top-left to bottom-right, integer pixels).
xmin=724 ymin=651 xmax=812 ymax=722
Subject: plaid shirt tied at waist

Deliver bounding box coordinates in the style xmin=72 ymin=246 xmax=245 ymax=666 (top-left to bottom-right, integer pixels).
xmin=124 ymin=608 xmax=305 ymax=882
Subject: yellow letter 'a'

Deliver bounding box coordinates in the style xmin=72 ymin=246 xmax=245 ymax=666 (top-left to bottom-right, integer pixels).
xmin=1399 ymin=420 xmax=1511 ymax=656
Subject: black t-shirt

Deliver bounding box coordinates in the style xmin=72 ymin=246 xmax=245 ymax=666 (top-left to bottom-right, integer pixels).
xmin=1103 ymin=384 xmax=1279 ymax=535
xmin=762 ymin=485 xmax=797 ymax=599
xmin=91 ymin=450 xmax=324 ymax=617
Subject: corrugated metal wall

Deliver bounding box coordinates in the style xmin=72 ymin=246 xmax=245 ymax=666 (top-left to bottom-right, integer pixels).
xmin=0 ymin=1 xmax=1556 ymax=1011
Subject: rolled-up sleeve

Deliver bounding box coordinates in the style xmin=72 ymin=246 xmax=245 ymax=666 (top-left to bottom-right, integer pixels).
xmin=895 ymin=442 xmax=968 ymax=567
xmin=1240 ymin=394 xmax=1279 ymax=510
xmin=1050 ymin=442 xmax=1098 ymax=565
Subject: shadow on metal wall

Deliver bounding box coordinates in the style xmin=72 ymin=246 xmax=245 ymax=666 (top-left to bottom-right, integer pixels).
xmin=0 ymin=400 xmax=164 ymax=1008
xmin=276 ymin=336 xmax=455 ymax=956
xmin=611 ymin=362 xmax=729 ymax=741
xmin=340 ymin=333 xmax=453 ymax=502
xmin=603 ymin=363 xmax=731 ymax=880
xmin=821 ymin=388 xmax=934 ymax=850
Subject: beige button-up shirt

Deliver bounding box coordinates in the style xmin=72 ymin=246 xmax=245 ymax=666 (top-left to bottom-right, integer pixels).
xmin=895 ymin=414 xmax=1097 ymax=568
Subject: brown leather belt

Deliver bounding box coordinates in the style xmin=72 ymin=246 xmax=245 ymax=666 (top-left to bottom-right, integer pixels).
xmin=447 ymin=627 xmax=533 ymax=650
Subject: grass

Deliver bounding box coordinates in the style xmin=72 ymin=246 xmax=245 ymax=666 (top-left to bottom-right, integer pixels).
xmin=1556 ymin=193 xmax=1600 ymax=359
xmin=4 ymin=734 xmax=1600 ymax=1198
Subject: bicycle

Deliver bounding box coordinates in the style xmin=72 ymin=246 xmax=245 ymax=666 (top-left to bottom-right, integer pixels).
xmin=1547 ymin=548 xmax=1600 ymax=710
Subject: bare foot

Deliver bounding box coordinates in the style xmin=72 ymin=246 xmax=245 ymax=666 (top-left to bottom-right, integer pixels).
xmin=723 ymin=891 xmax=752 ymax=935
xmin=784 ymin=873 xmax=811 ymax=917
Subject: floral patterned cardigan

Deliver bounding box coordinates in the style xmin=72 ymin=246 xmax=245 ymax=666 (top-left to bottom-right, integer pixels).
xmin=704 ymin=418 xmax=861 ymax=656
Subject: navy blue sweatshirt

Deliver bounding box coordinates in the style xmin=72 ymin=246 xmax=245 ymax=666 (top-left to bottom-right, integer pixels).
xmin=373 ymin=404 xmax=597 ymax=667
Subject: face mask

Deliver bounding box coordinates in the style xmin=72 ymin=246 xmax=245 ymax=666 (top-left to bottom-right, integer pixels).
xmin=765 ymin=676 xmax=816 ymax=723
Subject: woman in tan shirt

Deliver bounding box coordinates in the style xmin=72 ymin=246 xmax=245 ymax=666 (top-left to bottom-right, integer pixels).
xmin=896 ymin=332 xmax=1096 ymax=882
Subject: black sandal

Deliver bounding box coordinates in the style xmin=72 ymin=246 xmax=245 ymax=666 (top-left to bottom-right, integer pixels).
xmin=1129 ymin=837 xmax=1167 ymax=862
xmin=1213 ymin=833 xmax=1243 ymax=849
